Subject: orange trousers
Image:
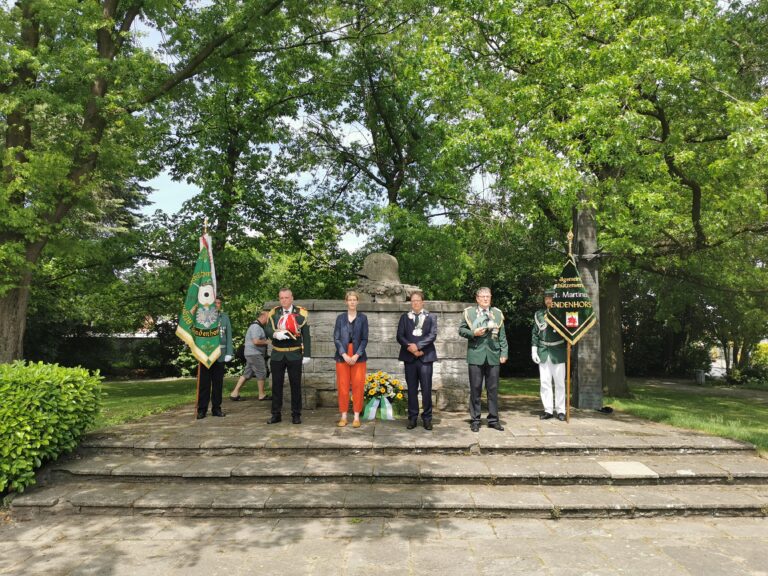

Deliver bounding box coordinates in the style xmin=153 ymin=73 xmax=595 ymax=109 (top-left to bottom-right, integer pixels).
xmin=336 ymin=343 xmax=366 ymax=413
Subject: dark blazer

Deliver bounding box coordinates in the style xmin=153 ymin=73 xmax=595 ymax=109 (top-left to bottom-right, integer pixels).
xmin=333 ymin=312 xmax=369 ymax=362
xmin=265 ymin=305 xmax=311 ymax=361
xmin=397 ymin=311 xmax=438 ymax=363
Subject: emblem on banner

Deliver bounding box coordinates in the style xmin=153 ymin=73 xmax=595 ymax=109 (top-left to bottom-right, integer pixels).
xmin=566 ymin=311 xmax=579 ymax=328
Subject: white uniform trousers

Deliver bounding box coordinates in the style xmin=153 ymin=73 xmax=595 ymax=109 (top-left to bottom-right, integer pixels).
xmin=539 ymin=357 xmax=566 ymax=415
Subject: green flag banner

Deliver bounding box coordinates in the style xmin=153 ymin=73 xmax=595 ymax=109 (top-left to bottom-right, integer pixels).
xmin=545 ymin=256 xmax=597 ymax=345
xmin=175 ymin=234 xmax=221 ymax=368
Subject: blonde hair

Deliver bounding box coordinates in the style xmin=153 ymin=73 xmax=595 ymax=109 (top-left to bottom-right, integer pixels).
xmin=345 ymin=290 xmax=360 ymax=301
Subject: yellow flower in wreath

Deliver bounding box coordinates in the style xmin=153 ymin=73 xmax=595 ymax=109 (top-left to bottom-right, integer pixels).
xmin=396 ymin=393 xmax=403 ymax=399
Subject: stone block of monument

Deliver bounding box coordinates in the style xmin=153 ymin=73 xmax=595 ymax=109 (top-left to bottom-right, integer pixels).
xmin=354 ymin=253 xmax=421 ymax=303
xmin=266 ymin=255 xmax=472 ymax=411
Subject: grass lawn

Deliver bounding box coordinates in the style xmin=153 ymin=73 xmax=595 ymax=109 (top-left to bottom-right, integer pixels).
xmin=500 ymin=376 xmax=768 ymax=454
xmin=93 ymin=377 xmax=239 ymax=429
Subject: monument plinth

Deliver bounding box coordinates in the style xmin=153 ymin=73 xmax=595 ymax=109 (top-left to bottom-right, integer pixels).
xmin=268 ymin=254 xmax=472 ymax=411
xmin=287 ymin=300 xmax=471 ymax=411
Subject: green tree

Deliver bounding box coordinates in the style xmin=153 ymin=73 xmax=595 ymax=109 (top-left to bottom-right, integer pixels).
xmin=0 ymin=0 xmax=334 ymax=362
xmin=423 ymin=0 xmax=768 ymax=383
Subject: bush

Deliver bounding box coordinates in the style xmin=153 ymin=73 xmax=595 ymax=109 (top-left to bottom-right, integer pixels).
xmin=171 ymin=344 xmax=244 ymax=377
xmin=753 ymin=343 xmax=768 ymax=369
xmin=0 ymin=361 xmax=102 ymax=494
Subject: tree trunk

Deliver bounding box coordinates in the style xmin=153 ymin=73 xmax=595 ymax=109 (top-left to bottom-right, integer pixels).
xmin=721 ymin=340 xmax=731 ymax=374
xmin=600 ymin=270 xmax=629 ymax=396
xmin=0 ymin=279 xmax=32 ymax=362
xmin=737 ymin=342 xmax=752 ymax=370
xmin=571 ymin=207 xmax=603 ymax=409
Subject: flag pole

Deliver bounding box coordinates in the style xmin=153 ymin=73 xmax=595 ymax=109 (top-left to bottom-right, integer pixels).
xmin=566 ymin=342 xmax=571 ymax=423
xmin=566 ymin=229 xmax=574 ymax=424
xmin=195 ymin=362 xmax=201 ymax=419
xmin=196 ymin=218 xmax=207 ymax=419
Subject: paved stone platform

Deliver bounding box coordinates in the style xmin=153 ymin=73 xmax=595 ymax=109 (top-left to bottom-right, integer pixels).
xmin=2 ymin=514 xmax=767 ymax=575
xmin=10 ymin=397 xmax=768 ymax=520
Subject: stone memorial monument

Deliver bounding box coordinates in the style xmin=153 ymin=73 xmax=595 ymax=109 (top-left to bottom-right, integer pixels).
xmin=354 ymin=253 xmax=422 ymax=303
xmin=271 ymin=253 xmax=471 ymax=411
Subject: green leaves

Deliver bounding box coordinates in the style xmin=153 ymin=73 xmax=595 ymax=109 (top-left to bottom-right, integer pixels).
xmin=0 ymin=361 xmax=102 ymax=494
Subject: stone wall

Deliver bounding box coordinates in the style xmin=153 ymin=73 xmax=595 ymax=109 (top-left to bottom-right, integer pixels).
xmin=269 ymin=300 xmax=473 ymax=411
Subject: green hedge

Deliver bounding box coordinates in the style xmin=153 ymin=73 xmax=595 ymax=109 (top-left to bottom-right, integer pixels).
xmin=0 ymin=361 xmax=102 ymax=494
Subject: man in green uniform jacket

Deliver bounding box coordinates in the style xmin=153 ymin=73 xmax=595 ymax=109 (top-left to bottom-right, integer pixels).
xmin=531 ymin=289 xmax=567 ymax=421
xmin=264 ymin=287 xmax=311 ymax=425
xmin=459 ymin=287 xmax=508 ymax=432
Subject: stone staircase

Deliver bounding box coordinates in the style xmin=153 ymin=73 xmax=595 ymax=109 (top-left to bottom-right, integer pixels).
xmin=11 ymin=400 xmax=768 ymax=519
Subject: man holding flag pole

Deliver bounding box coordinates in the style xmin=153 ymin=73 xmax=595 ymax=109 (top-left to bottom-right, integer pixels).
xmin=175 ymin=222 xmax=232 ymax=419
xmin=535 ymin=231 xmax=597 ymax=422
xmin=532 ymin=288 xmax=567 ymax=421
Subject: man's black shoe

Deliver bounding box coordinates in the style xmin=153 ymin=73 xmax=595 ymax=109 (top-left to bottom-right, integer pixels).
xmin=470 ymin=421 xmax=480 ymax=433
xmin=488 ymin=421 xmax=504 ymax=431
xmin=196 ymin=411 xmax=206 ymax=420
xmin=212 ymin=409 xmax=225 ymax=417
xmin=557 ymin=413 xmax=566 ymax=421
xmin=292 ymin=415 xmax=301 ymax=424
xmin=423 ymin=419 xmax=433 ymax=431
xmin=267 ymin=415 xmax=282 ymax=424
xmin=406 ymin=417 xmax=417 ymax=430
xmin=540 ymin=412 xmax=554 ymax=420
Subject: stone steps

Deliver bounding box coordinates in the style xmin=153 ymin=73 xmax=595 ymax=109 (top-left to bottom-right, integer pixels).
xmin=77 ymin=430 xmax=755 ymax=457
xmin=45 ymin=453 xmax=768 ymax=486
xmin=10 ymin=405 xmax=768 ymax=520
xmin=12 ymin=481 xmax=768 ymax=519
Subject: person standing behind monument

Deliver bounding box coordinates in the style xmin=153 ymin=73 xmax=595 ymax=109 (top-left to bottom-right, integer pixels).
xmin=532 ymin=288 xmax=567 ymax=421
xmin=197 ymin=297 xmax=233 ymax=419
xmin=333 ymin=290 xmax=368 ymax=428
xmin=397 ymin=290 xmax=438 ymax=430
xmin=459 ymin=287 xmax=508 ymax=432
xmin=230 ymin=309 xmax=270 ymax=402
xmin=264 ymin=287 xmax=311 ymax=425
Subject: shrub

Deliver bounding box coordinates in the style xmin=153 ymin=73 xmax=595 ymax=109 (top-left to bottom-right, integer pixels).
xmin=0 ymin=361 xmax=102 ymax=494
xmin=171 ymin=346 xmax=243 ymax=377
xmin=753 ymin=343 xmax=768 ymax=369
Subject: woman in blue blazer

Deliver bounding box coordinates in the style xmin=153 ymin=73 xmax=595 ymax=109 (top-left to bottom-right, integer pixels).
xmin=333 ymin=290 xmax=369 ymax=427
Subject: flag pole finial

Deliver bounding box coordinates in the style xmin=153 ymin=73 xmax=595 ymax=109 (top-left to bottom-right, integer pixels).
xmin=567 ymin=229 xmax=574 ymax=257
xmin=203 ymin=217 xmax=208 ymax=235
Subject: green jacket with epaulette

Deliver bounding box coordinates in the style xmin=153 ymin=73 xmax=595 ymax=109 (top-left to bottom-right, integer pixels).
xmin=459 ymin=306 xmax=508 ymax=366
xmin=531 ymin=309 xmax=566 ymax=364
xmin=216 ymin=311 xmax=234 ymax=364
xmin=265 ymin=305 xmax=312 ymax=362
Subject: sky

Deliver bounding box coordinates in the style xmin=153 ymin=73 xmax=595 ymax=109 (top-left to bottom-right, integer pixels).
xmin=142 ymin=171 xmax=198 ymax=215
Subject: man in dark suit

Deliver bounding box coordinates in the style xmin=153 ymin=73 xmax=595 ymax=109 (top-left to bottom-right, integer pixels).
xmin=396 ymin=291 xmax=438 ymax=430
xmin=264 ymin=287 xmax=311 ymax=425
